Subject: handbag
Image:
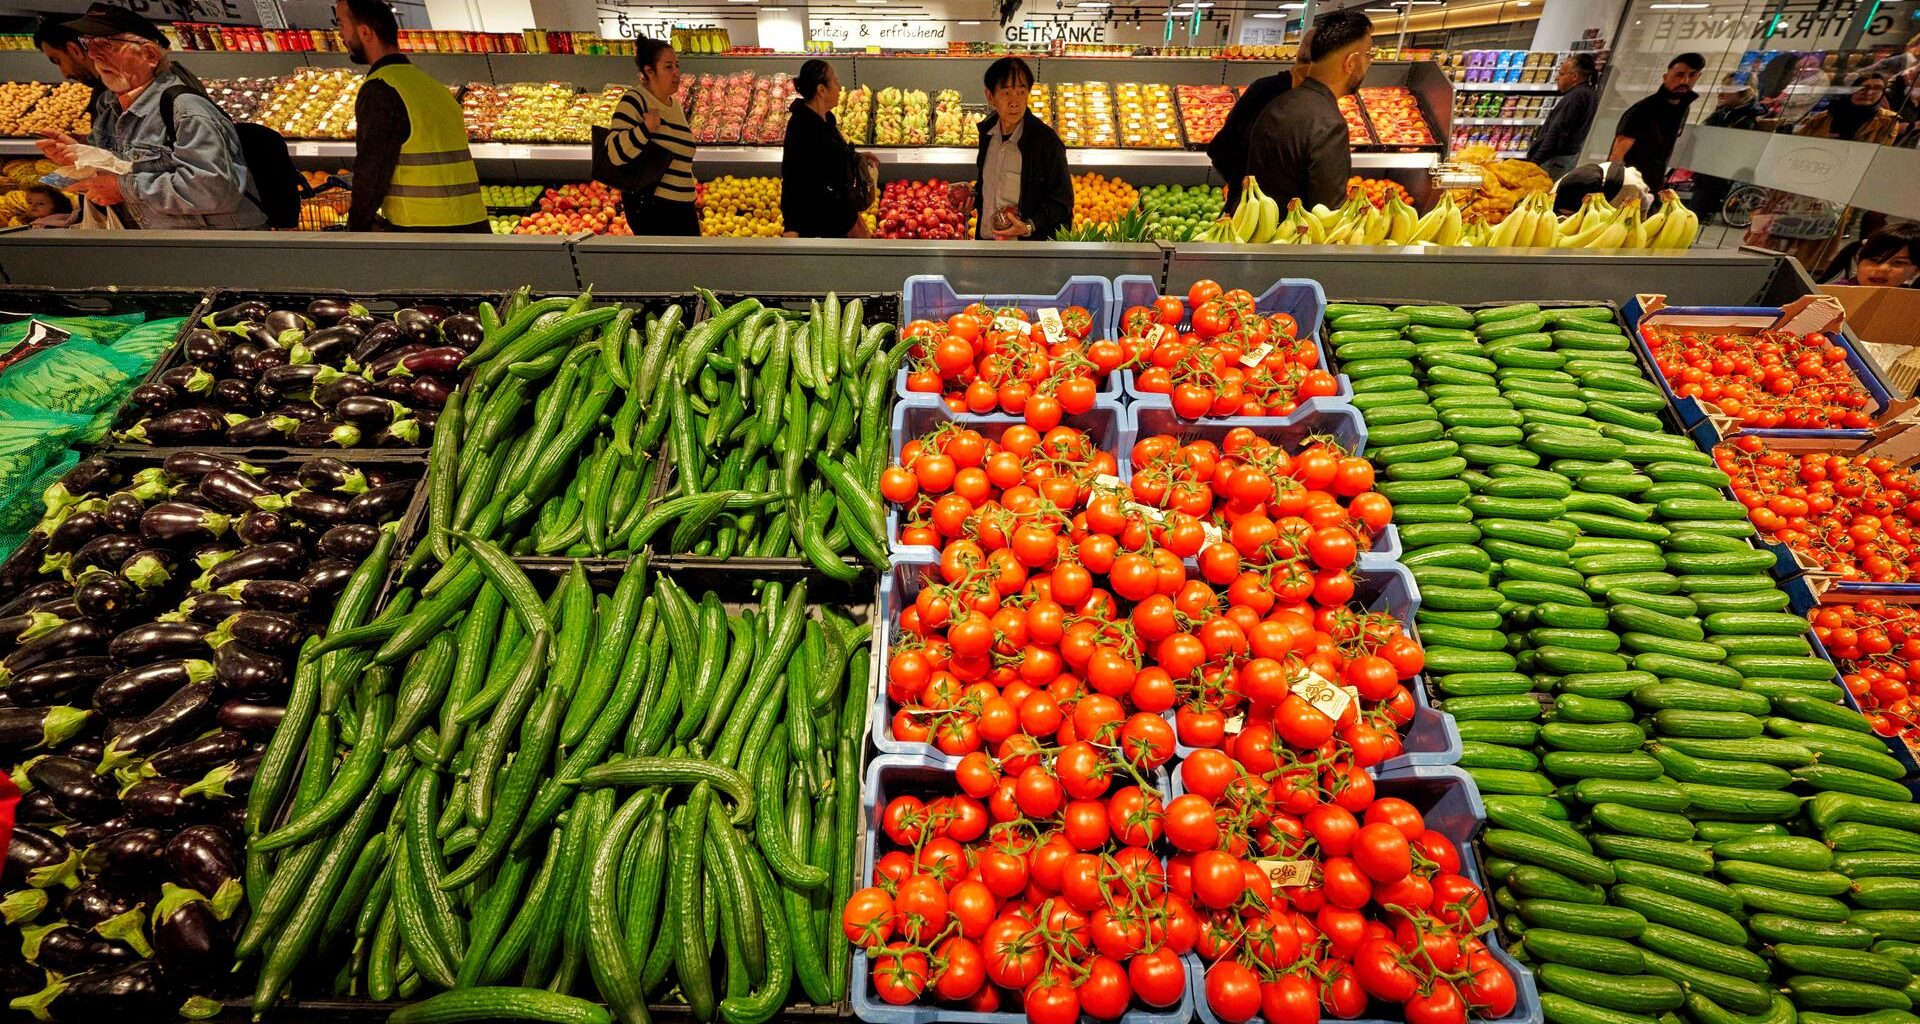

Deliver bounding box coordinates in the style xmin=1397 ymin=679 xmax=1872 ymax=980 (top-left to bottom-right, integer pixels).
xmin=844 ymin=144 xmax=875 ymax=213
xmin=591 ymin=91 xmax=675 ymax=196
xmin=74 ymin=196 xmax=126 ymax=230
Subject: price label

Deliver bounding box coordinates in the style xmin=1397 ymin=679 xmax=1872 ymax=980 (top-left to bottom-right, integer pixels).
xmin=1093 ymin=473 xmax=1126 ymax=492
xmin=1223 ymin=712 xmax=1246 ymax=733
xmin=993 ymin=315 xmax=1029 ymax=336
xmin=1037 ymin=307 xmax=1066 ymax=345
xmin=1255 ymin=859 xmax=1316 ymax=888
xmin=1124 ymin=500 xmax=1167 ymax=525
xmin=1200 ymin=521 xmax=1224 ymax=546
xmin=1147 ymin=323 xmax=1170 ymax=346
xmin=1239 ymin=343 xmax=1275 ymax=369
xmin=504 ymin=145 xmax=534 ymax=160
xmin=21 ymin=320 xmax=73 ymax=348
xmin=291 ymin=142 xmax=320 ymax=157
xmin=1290 ymin=668 xmax=1352 ymax=723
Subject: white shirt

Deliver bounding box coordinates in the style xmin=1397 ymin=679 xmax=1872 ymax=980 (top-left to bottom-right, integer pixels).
xmin=980 ymin=117 xmax=1024 ymax=237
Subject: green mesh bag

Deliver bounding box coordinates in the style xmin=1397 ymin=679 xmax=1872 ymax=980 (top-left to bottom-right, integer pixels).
xmin=0 ymin=313 xmax=147 ymax=354
xmin=0 ymin=337 xmax=159 ymax=416
xmin=110 ymin=316 xmax=188 ymax=364
xmin=0 ymin=448 xmax=78 ymax=562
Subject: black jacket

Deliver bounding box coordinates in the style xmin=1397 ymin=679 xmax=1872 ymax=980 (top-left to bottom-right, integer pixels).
xmin=1704 ymin=98 xmax=1767 ymax=131
xmin=1246 ymin=78 xmax=1349 ymax=211
xmin=1614 ymin=87 xmax=1699 ymax=188
xmin=1526 ymin=80 xmax=1598 ymax=164
xmin=781 ymin=99 xmax=861 ymax=238
xmin=1210 ymin=73 xmax=1293 ymax=209
xmin=973 ymin=111 xmax=1073 ymax=241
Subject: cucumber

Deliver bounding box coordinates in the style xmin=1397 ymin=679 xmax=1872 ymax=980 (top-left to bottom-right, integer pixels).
xmin=1536 ymin=964 xmax=1684 ymax=1013
xmin=1379 ymin=479 xmax=1473 ymax=505
xmin=1742 ymin=678 xmax=1845 ymax=703
xmin=1639 ymin=949 xmax=1774 ymax=1015
xmin=1538 ymin=648 xmax=1631 ymax=674
xmin=1561 ymin=672 xmax=1662 ymax=699
xmin=1399 ymin=305 xmax=1476 ymax=329
xmin=1803 ymin=741 xmax=1912 ymax=782
xmin=1678 ymin=781 xmax=1804 ymax=822
xmin=1693 ymin=821 xmax=1788 ymax=841
xmin=1751 ymin=914 xmax=1877 ymax=950
xmin=1715 ymin=859 xmax=1852 ymax=896
xmin=1526 ymin=929 xmax=1648 ymax=975
xmin=1589 ymin=572 xmax=1682 ymax=596
xmin=1487 ymin=794 xmax=1574 ymax=821
xmin=1775 ymin=693 xmax=1872 ymax=727
xmin=1622 ymin=633 xmax=1729 ymax=663
xmin=1612 ymin=859 xmax=1744 ymax=916
xmin=1395 ymin=503 xmax=1476 ymax=524
xmin=1633 ymin=654 xmax=1745 ymax=689
xmin=1518 ymin=899 xmax=1647 ymax=938
xmin=1330 ymin=310 xmax=1408 ymax=331
xmin=1829 ymin=823 xmax=1920 ymax=856
xmin=1590 ymin=802 xmax=1695 ymax=841
xmin=1715 ymin=635 xmax=1816 ymax=657
xmin=1486 ymin=802 xmax=1595 ymax=853
xmin=1352 ymin=390 xmax=1432 ymax=411
xmin=1487 ymin=539 xmax=1578 ymax=567
xmin=1730 ymin=883 xmax=1850 ymax=921
xmin=1541 ymin=994 xmax=1664 ymax=1024
xmin=1542 ymin=751 xmax=1663 ymax=781
xmin=1469 ymin=765 xmax=1556 ymax=794
xmin=1500 ymin=579 xmax=1594 ymax=607
xmin=1417 ymin=609 xmax=1510 ymax=631
xmin=1571 ymin=777 xmax=1690 ymax=813
xmin=1539 ymin=603 xmax=1614 ymax=629
xmin=1443 ymin=693 xmax=1541 ymax=721
xmin=1633 ymin=684 xmax=1771 ymax=716
xmin=1610 ymin=589 xmax=1700 ymax=618
xmin=1853 ymin=911 xmax=1920 ymax=942
xmin=1785 ymin=977 xmax=1916 ymax=1012
xmin=1650 ymin=743 xmax=1792 ymax=789
xmin=1481 ymin=518 xmax=1579 ymax=549
xmin=1795 ymin=766 xmax=1917 ymax=803
xmin=1487 ymin=831 xmax=1617 ymax=884
xmin=1652 ymin=711 xmax=1763 ymax=739
xmin=1637 ymin=922 xmax=1770 ymax=982
xmin=1542 ymin=722 xmax=1648 ymax=754
xmin=1437 ymin=673 xmax=1537 ymax=696
xmin=1461 ymin=740 xmax=1542 ymax=770
xmin=1566 ymin=513 xmax=1671 ymax=542
xmin=1837 ymin=854 xmax=1920 ymax=880
xmin=1388 ymin=456 xmax=1473 ymax=482
xmin=1509 ymin=864 xmax=1608 ymax=905
xmin=1337 ymin=338 xmax=1419 ymax=360
xmin=1714 ymin=834 xmax=1834 ymax=870
xmin=1590 ymin=833 xmax=1714 ymax=874
xmin=1556 ymin=694 xmax=1637 ymax=724
xmin=1404 ymin=542 xmax=1496 ymax=570
xmin=1855 ymin=879 xmax=1920 ymax=911
xmin=1774 ymin=945 xmax=1915 ymax=989
xmin=1530 ymin=627 xmax=1625 ymax=652
xmin=1459 ymin=721 xmax=1542 ymax=746
xmin=1422 ymin=585 xmax=1505 ymax=612
xmin=1611 ymin=604 xmax=1706 ymax=642
xmin=1609 ymin=884 xmax=1750 ymax=947
xmin=1707 ymin=611 xmax=1807 ymax=638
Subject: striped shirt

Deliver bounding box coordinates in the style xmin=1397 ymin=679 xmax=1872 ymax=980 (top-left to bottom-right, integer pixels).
xmin=605 ymin=86 xmax=697 ymax=203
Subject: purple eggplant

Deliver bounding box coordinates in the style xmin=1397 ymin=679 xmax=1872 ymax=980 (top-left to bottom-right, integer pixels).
xmin=7 ymin=657 xmax=111 ymax=706
xmin=282 ymin=490 xmax=350 ymax=524
xmin=297 ymin=457 xmax=369 ymax=494
xmin=374 ymin=418 xmax=422 ymax=447
xmin=0 ymin=706 xmax=91 ymax=756
xmin=16 ymin=791 xmax=61 ymax=825
xmin=389 ymin=345 xmax=464 ymax=378
xmin=118 ymin=549 xmax=175 ymax=594
xmin=139 ymin=502 xmax=232 ymax=546
xmin=216 ymin=699 xmax=283 ymax=735
xmin=291 ymin=418 xmax=361 ymax=448
xmin=152 ymin=886 xmax=231 ymax=978
xmin=438 ymin=311 xmax=483 ymax=350
xmin=21 ymin=926 xmax=143 ymax=974
xmin=62 ymin=736 xmax=103 ymax=763
xmin=26 ymin=756 xmax=117 ymax=821
xmin=125 ymin=382 xmax=176 ymax=416
xmin=261 ymin=308 xmax=311 ymax=342
xmin=410 ymin=374 xmax=454 ymax=408
xmin=348 ymin=481 xmax=416 ymax=524
xmin=374 ymin=374 xmax=417 ymax=403
xmin=232 ymin=511 xmax=286 ymax=547
xmin=225 ymin=340 xmax=264 ymax=379
xmin=208 ymin=377 xmax=253 ymax=409
xmin=213 ymin=579 xmax=308 ymax=613
xmin=259 ymin=471 xmax=302 ymax=495
xmin=334 ymin=395 xmax=405 ymax=427
xmin=4 ymin=619 xmax=114 ymax=678
xmin=61 ymin=883 xmax=135 ymax=930
xmin=314 ymin=372 xmax=373 ymax=408
xmin=98 ymin=495 xmax=145 ymax=535
xmin=363 ymin=343 xmax=427 ymax=380
xmin=121 ymin=779 xmax=212 ymax=825
xmin=316 ymin=523 xmax=379 ymax=561
xmin=170 ymin=593 xmax=245 ymax=627
xmin=180 ymin=326 xmax=229 ymax=364
xmin=119 ymin=408 xmax=224 ymax=446
xmin=212 ymin=642 xmax=283 ymax=696
xmin=348 ymin=320 xmax=407 ymax=366
xmin=202 ymin=542 xmax=304 ymax=590
xmin=223 ymin=414 xmax=297 ymax=445
xmin=288 ymin=322 xmax=358 ymax=365
xmin=69 ymin=533 xmax=142 ymax=576
xmin=94 ymin=660 xmax=213 ymax=717
xmin=100 ymin=682 xmax=215 ymax=771
xmin=158 ymin=365 xmax=214 ymax=395
xmin=0 ymin=577 xmax=65 ymax=621
xmin=161 ymin=452 xmax=254 ymax=481
xmin=211 ymin=611 xmax=301 ymax=653
xmin=396 ymin=304 xmax=448 ymax=336
xmin=0 ymin=610 xmax=61 ymax=647
xmin=0 ymin=535 xmax=51 ymax=604
xmin=47 ymin=510 xmax=108 ymax=555
xmin=212 ymin=299 xmax=269 ymax=326
xmin=273 ymin=401 xmax=325 ymax=425
xmin=72 ymin=573 xmax=132 ymax=622
xmin=256 ymin=362 xmax=324 ymax=403
xmin=298 ymin=559 xmax=355 ymax=598
xmin=108 ymin=622 xmax=210 ymax=667
xmin=307 ymin=297 xmax=364 ymax=324
xmin=163 ymin=825 xmax=241 ymax=901
xmin=196 ymin=470 xmax=277 ymax=515
xmin=5 ymin=825 xmax=77 ymax=889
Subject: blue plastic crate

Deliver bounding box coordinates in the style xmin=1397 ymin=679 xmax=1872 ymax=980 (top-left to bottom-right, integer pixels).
xmin=1779 ymin=581 xmax=1920 ymax=795
xmin=852 ymin=753 xmax=1193 ymax=1024
xmin=886 ymin=393 xmax=1131 ymax=561
xmin=1621 ymin=299 xmax=1891 ymax=434
xmin=897 ymin=274 xmax=1124 ymax=402
xmin=1113 ymin=275 xmax=1349 ymax=409
xmin=1182 ymin=764 xmax=1540 ymax=1024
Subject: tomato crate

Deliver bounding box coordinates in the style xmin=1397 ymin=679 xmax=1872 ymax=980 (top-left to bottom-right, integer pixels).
xmin=1182 ymin=763 xmax=1540 ymax=1024
xmin=1124 ymin=399 xmax=1398 ymax=564
xmin=852 ymin=752 xmax=1189 ymax=1024
xmin=896 ymin=274 xmax=1123 ymax=404
xmin=885 ymin=392 xmax=1131 ymax=562
xmin=1114 ymin=274 xmax=1346 ymax=413
xmin=1622 ymin=295 xmax=1890 ymax=437
xmin=1781 ymin=578 xmax=1920 ymax=795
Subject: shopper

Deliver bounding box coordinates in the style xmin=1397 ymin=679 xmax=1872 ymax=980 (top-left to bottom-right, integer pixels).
xmin=781 ymin=59 xmax=872 ymax=238
xmin=1549 ymin=160 xmax=1650 ymax=217
xmin=603 ymin=38 xmax=699 ymax=237
xmin=972 ymin=56 xmax=1072 ymax=241
xmin=1826 ymin=226 xmax=1920 ymax=287
xmin=1246 ymin=9 xmax=1373 ymax=211
xmin=1525 ymin=53 xmax=1600 ymax=179
xmin=1798 ymin=73 xmax=1900 ymax=144
xmin=334 ymin=0 xmax=484 ymax=232
xmin=23 ymin=184 xmax=74 ymax=229
xmin=34 ymin=18 xmax=100 ymax=95
xmin=36 ymin=6 xmax=263 ymax=229
xmin=1855 ymin=33 xmax=1920 ymax=85
xmin=1774 ymin=54 xmax=1831 ymax=128
xmin=1609 ymin=52 xmax=1703 ymax=188
xmin=1208 ymin=29 xmax=1312 ymax=211
xmin=1690 ymin=75 xmax=1768 ymax=224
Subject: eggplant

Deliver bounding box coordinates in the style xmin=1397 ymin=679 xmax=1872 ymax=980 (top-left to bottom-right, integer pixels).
xmin=158 ymin=365 xmax=213 ymax=395
xmin=256 ymin=362 xmax=324 ymax=402
xmin=22 ymin=926 xmax=143 ymax=973
xmin=438 ymin=311 xmax=483 ymax=350
xmin=15 ymin=791 xmax=62 ymax=825
xmin=28 ymin=598 xmax=76 ymax=623
xmin=348 ymin=480 xmax=416 ymax=524
xmin=0 ymin=578 xmax=67 ymax=621
xmin=4 ymin=619 xmax=114 ymax=678
xmin=260 ymin=471 xmax=302 ymax=494
xmin=172 ymin=593 xmax=245 ymax=627
xmin=82 ymin=826 xmax=171 ymax=894
xmin=47 ymin=510 xmax=108 ymax=554
xmin=152 ymin=886 xmax=231 ymax=978
xmin=373 ymin=418 xmax=422 ymax=447
xmin=59 ymin=815 xmax=129 ymax=852
xmin=108 ymin=622 xmax=210 ymax=666
xmin=196 ymin=469 xmax=277 ymax=515
xmin=118 ymin=548 xmax=175 ymax=593
xmin=7 ymin=657 xmax=112 ymax=706
xmin=291 ymin=418 xmax=361 ymax=448
xmin=363 ymin=343 xmax=427 ymax=380
xmin=122 ymin=779 xmax=210 ymax=825
xmin=216 ymin=699 xmax=283 ymax=735
xmin=161 ymin=452 xmax=253 ymax=481
xmin=225 ymin=340 xmax=264 ymax=379
xmin=61 ymin=883 xmax=135 ymax=930
xmin=212 ymin=299 xmax=269 ymax=326
xmin=307 ymin=297 xmax=363 ymax=324
xmin=395 ymin=305 xmax=447 ymax=338
xmin=410 ymin=374 xmax=454 ymax=408
xmin=62 ymin=736 xmax=104 ymax=763
xmin=212 ymin=642 xmax=284 ymax=696
xmin=247 ymin=344 xmax=288 ymax=375
xmin=0 ymin=705 xmax=91 ymax=756
xmin=94 ymin=659 xmax=214 ymax=716
xmin=289 ymin=322 xmax=359 ymax=365
xmin=282 ymin=490 xmax=350 ymax=524
xmin=214 ymin=578 xmax=308 ymax=613
xmin=374 ymin=375 xmax=416 ymax=403
xmin=4 ymin=825 xmax=77 ymax=889
xmin=125 ymin=382 xmax=176 ymax=415
xmin=0 ymin=610 xmax=61 ymax=648
xmin=164 ymin=825 xmax=242 ymax=901
xmin=179 ymin=326 xmax=229 ymax=364
xmin=316 ymin=523 xmax=378 ymax=561
xmin=223 ymin=414 xmax=297 ymax=445
xmin=69 ymin=533 xmax=142 ymax=576
xmin=335 ymin=395 xmax=404 ymax=427
xmin=232 ymin=511 xmax=287 ymax=547
xmin=203 ymin=541 xmax=304 ymax=590
xmin=0 ymin=535 xmax=51 ymax=605
xmin=120 ymin=407 xmax=224 ymax=445
xmin=271 ymin=401 xmax=324 ymax=424
xmin=99 ymin=494 xmax=145 ymax=535
xmin=208 ymin=377 xmax=253 ymax=409
xmin=297 ymin=457 xmax=367 ymax=495
xmin=211 ymin=611 xmax=301 ymax=653
xmin=391 ymin=345 xmax=464 ymax=378
xmin=348 ymin=321 xmax=407 ymax=365
xmin=263 ymin=308 xmax=311 ymax=341
xmin=0 ymin=960 xmax=37 ymax=1000
xmin=138 ymin=502 xmax=232 ymax=546
xmin=26 ymin=756 xmax=117 ymax=821
xmin=298 ymin=559 xmax=355 ymax=598
xmin=71 ymin=573 xmax=132 ymax=622
xmin=314 ymin=371 xmax=373 ymax=407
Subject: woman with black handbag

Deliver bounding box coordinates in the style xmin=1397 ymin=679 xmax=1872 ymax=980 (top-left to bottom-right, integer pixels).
xmin=780 ymin=59 xmax=874 ymax=238
xmin=597 ymin=37 xmax=698 ymax=236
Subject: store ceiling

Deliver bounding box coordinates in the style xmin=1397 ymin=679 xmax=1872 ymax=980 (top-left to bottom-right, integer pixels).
xmin=629 ymin=0 xmax=1545 ymax=27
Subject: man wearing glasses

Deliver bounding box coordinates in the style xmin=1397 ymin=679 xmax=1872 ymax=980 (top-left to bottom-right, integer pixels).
xmin=35 ymin=4 xmax=263 ymax=229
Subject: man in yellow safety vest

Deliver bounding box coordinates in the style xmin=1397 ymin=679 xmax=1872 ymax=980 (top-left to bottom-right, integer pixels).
xmin=336 ymin=0 xmax=486 ymax=232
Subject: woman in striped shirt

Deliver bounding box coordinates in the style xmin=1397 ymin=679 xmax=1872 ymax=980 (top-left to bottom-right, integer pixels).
xmin=604 ymin=38 xmax=699 ymax=236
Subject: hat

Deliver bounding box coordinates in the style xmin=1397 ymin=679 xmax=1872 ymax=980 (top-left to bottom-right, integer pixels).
xmin=62 ymin=4 xmax=169 ymax=47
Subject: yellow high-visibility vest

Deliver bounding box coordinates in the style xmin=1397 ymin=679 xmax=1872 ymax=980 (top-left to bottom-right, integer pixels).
xmin=368 ymin=61 xmax=485 ymax=227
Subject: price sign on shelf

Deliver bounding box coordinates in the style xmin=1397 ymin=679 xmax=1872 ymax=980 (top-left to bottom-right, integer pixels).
xmin=291 ymin=143 xmax=320 ymax=157
xmin=1255 ymin=859 xmax=1315 ymax=888
xmin=504 ymin=145 xmax=534 ymax=160
xmin=1037 ymin=307 xmax=1065 ymax=345
xmin=1290 ymin=668 xmax=1352 ymax=723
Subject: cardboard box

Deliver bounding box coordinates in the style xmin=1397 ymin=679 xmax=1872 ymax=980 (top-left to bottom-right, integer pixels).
xmin=1823 ymin=286 xmax=1920 ymax=396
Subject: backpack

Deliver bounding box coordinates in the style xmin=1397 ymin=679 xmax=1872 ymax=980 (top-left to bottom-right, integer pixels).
xmin=158 ymin=85 xmax=302 ymax=229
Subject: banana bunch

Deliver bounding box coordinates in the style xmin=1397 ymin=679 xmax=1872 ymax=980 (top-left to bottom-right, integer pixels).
xmin=1642 ymin=188 xmax=1700 ymax=249
xmin=1489 ymin=191 xmax=1560 ymax=248
xmin=1202 ymin=184 xmax=1701 ymax=251
xmin=1222 ymin=176 xmax=1281 ymax=243
xmin=1408 ymin=191 xmax=1463 ymax=246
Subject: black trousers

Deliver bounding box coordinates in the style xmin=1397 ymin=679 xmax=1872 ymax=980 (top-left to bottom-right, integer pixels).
xmin=623 ymin=193 xmax=700 ymax=237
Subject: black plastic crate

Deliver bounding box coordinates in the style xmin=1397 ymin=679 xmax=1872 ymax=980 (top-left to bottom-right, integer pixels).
xmin=0 ymin=284 xmax=214 ymax=391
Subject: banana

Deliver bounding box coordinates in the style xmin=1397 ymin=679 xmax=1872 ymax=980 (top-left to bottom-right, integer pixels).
xmin=1581 ymin=203 xmax=1630 ymax=249
xmin=1384 ymin=195 xmax=1419 ymax=245
xmin=1529 ymin=194 xmax=1557 ymax=248
xmin=1558 ymin=193 xmax=1598 ymax=237
xmin=1291 ymin=200 xmax=1327 ymax=244
xmin=1308 ymin=203 xmax=1339 ymax=233
xmin=1437 ymin=201 xmax=1464 ymax=246
xmin=1251 ymin=181 xmax=1280 ymax=244
xmin=1619 ymin=201 xmax=1647 ymax=249
xmin=1489 ymin=203 xmax=1527 ymax=248
xmin=1410 ymin=204 xmax=1444 ymax=244
xmin=1358 ymin=203 xmax=1389 ymax=246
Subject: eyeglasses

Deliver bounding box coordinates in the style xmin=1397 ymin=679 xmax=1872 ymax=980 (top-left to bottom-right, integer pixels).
xmin=82 ymin=35 xmax=147 ymax=51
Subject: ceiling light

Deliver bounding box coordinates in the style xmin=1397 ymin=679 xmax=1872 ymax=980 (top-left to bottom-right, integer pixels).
xmin=1647 ymin=2 xmax=1708 ymax=6
xmin=1077 ymin=2 xmax=1110 ymax=7
xmin=1251 ymin=10 xmax=1285 ymax=16
xmin=1514 ymin=1 xmax=1530 ymax=6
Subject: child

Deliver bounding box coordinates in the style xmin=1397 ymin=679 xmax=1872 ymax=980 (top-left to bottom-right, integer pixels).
xmin=23 ymin=185 xmax=74 ymax=229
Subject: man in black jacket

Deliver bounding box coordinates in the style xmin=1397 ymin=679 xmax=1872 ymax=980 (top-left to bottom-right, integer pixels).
xmin=1208 ymin=30 xmax=1311 ymax=210
xmin=1246 ymin=9 xmax=1372 ymax=211
xmin=972 ymin=56 xmax=1073 ymax=241
xmin=1610 ymin=52 xmax=1703 ymax=188
xmin=1526 ymin=53 xmax=1599 ymax=179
